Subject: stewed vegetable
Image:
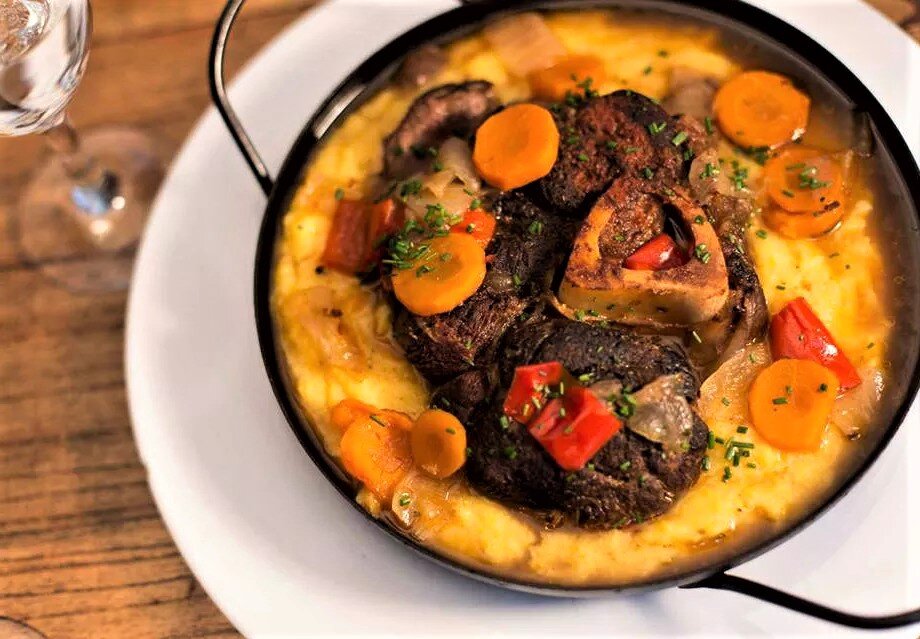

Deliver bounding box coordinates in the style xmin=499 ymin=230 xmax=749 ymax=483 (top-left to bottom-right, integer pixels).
xmin=322 ymin=198 xmax=404 ymax=273
xmin=713 ymin=70 xmax=810 ymax=149
xmin=528 ymin=54 xmax=606 ymax=100
xmin=472 ymin=103 xmax=560 ymax=190
xmin=623 ymin=233 xmax=689 ymax=271
xmin=748 ymin=359 xmax=839 ymax=452
xmin=410 ymin=409 xmax=468 ymax=479
xmin=450 ymin=208 xmax=496 ymax=247
xmin=339 ymin=410 xmax=414 ymax=501
xmin=528 ymin=386 xmax=623 ymax=471
xmin=504 ymin=361 xmax=624 ymax=471
xmin=391 ymin=233 xmax=487 ymax=316
xmin=770 ymin=297 xmax=861 ymax=391
xmin=503 ymin=361 xmax=565 ymax=424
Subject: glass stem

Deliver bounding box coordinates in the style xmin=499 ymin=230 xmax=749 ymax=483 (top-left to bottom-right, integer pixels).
xmin=42 ymin=116 xmax=119 ymax=216
xmin=43 ymin=116 xmax=105 ymax=186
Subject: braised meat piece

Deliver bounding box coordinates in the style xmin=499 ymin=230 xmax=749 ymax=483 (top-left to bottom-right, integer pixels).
xmin=489 ymin=191 xmax=578 ymax=294
xmin=560 ymin=179 xmax=730 ymax=327
xmin=383 ymin=81 xmax=498 ymax=179
xmin=497 ymin=319 xmax=699 ymax=399
xmin=392 ymin=194 xmax=575 ymax=383
xmin=464 ymin=320 xmax=708 ymax=529
xmin=539 ymin=90 xmax=685 ymax=215
xmin=430 ymin=369 xmax=493 ymax=424
xmin=688 ymin=193 xmax=768 ymax=371
xmin=392 ymin=290 xmax=527 ymax=384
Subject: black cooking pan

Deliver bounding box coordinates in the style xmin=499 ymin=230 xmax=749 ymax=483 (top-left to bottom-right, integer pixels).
xmin=208 ymin=0 xmax=920 ymax=628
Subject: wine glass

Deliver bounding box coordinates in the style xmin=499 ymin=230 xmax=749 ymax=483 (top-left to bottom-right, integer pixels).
xmin=0 ymin=0 xmax=162 ymax=292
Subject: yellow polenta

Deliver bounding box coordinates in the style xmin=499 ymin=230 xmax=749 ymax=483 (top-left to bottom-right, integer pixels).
xmin=272 ymin=12 xmax=891 ymax=585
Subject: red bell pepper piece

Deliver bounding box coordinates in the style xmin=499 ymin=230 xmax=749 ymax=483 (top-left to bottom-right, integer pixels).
xmin=451 ymin=209 xmax=497 ymax=248
xmin=367 ymin=198 xmax=404 ymax=262
xmin=528 ymin=398 xmax=564 ymax=438
xmin=528 ymin=386 xmax=623 ymax=471
xmin=623 ymin=234 xmax=688 ymax=271
xmin=322 ymin=199 xmax=370 ymax=273
xmin=770 ymin=297 xmax=861 ymax=391
xmin=503 ymin=362 xmax=564 ymax=424
xmin=322 ymin=198 xmax=405 ymax=274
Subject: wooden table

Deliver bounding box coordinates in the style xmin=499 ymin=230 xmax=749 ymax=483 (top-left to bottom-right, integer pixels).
xmin=0 ymin=1 xmax=916 ymax=637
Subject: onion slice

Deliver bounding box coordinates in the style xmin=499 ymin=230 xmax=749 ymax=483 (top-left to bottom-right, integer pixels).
xmin=425 ymin=137 xmax=480 ymax=198
xmin=483 ymin=13 xmax=566 ymax=77
xmin=626 ymin=374 xmax=696 ymax=452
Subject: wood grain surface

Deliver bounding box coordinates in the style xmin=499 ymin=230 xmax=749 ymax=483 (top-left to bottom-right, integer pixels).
xmin=0 ymin=1 xmax=916 ymax=637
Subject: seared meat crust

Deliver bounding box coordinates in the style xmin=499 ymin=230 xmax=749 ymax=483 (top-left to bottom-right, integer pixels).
xmin=464 ymin=320 xmax=707 ymax=529
xmin=539 ymin=90 xmax=684 ymax=215
xmin=392 ymin=193 xmax=575 ymax=383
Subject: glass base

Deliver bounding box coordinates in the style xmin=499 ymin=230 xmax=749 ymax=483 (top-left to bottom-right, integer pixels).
xmin=13 ymin=127 xmax=163 ymax=293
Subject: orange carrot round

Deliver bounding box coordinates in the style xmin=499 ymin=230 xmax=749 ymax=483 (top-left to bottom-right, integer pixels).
xmin=392 ymin=233 xmax=486 ymax=316
xmin=713 ymin=71 xmax=810 ymax=149
xmin=762 ymin=205 xmax=844 ymax=239
xmin=748 ymin=359 xmax=839 ymax=452
xmin=764 ymin=146 xmax=844 ymax=214
xmin=340 ymin=412 xmax=413 ymax=501
xmin=528 ymin=54 xmax=606 ymax=101
xmin=473 ymin=104 xmax=560 ymax=191
xmin=410 ymin=409 xmax=467 ymax=479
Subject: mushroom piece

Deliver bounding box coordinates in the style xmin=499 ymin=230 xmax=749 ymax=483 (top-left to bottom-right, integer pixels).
xmin=559 ymin=179 xmax=730 ymax=327
xmin=661 ymin=67 xmax=719 ymax=120
xmin=382 ymin=81 xmax=499 ymax=180
xmin=393 ymin=44 xmax=447 ymax=89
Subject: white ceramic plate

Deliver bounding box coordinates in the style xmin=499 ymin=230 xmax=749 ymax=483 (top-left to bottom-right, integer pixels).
xmin=125 ymin=1 xmax=920 ymax=636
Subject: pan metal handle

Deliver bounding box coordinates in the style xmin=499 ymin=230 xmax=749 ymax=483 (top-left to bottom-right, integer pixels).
xmin=684 ymin=572 xmax=920 ymax=629
xmin=209 ymin=0 xmax=919 ymax=628
xmin=209 ymin=0 xmax=274 ymax=196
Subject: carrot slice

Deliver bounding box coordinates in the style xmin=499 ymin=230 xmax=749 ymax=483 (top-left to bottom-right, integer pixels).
xmin=410 ymin=409 xmax=467 ymax=479
xmin=762 ymin=204 xmax=843 ymax=239
xmin=391 ymin=233 xmax=486 ymax=316
xmin=339 ymin=412 xmax=413 ymax=501
xmin=713 ymin=71 xmax=810 ymax=149
xmin=473 ymin=104 xmax=560 ymax=191
xmin=330 ymin=398 xmax=375 ymax=432
xmin=764 ymin=146 xmax=844 ymax=214
xmin=451 ymin=209 xmax=497 ymax=248
xmin=528 ymin=54 xmax=606 ymax=101
xmin=748 ymin=359 xmax=839 ymax=452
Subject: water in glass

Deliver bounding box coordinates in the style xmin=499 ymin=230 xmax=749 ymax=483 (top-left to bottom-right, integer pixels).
xmin=0 ymin=0 xmax=89 ymax=136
